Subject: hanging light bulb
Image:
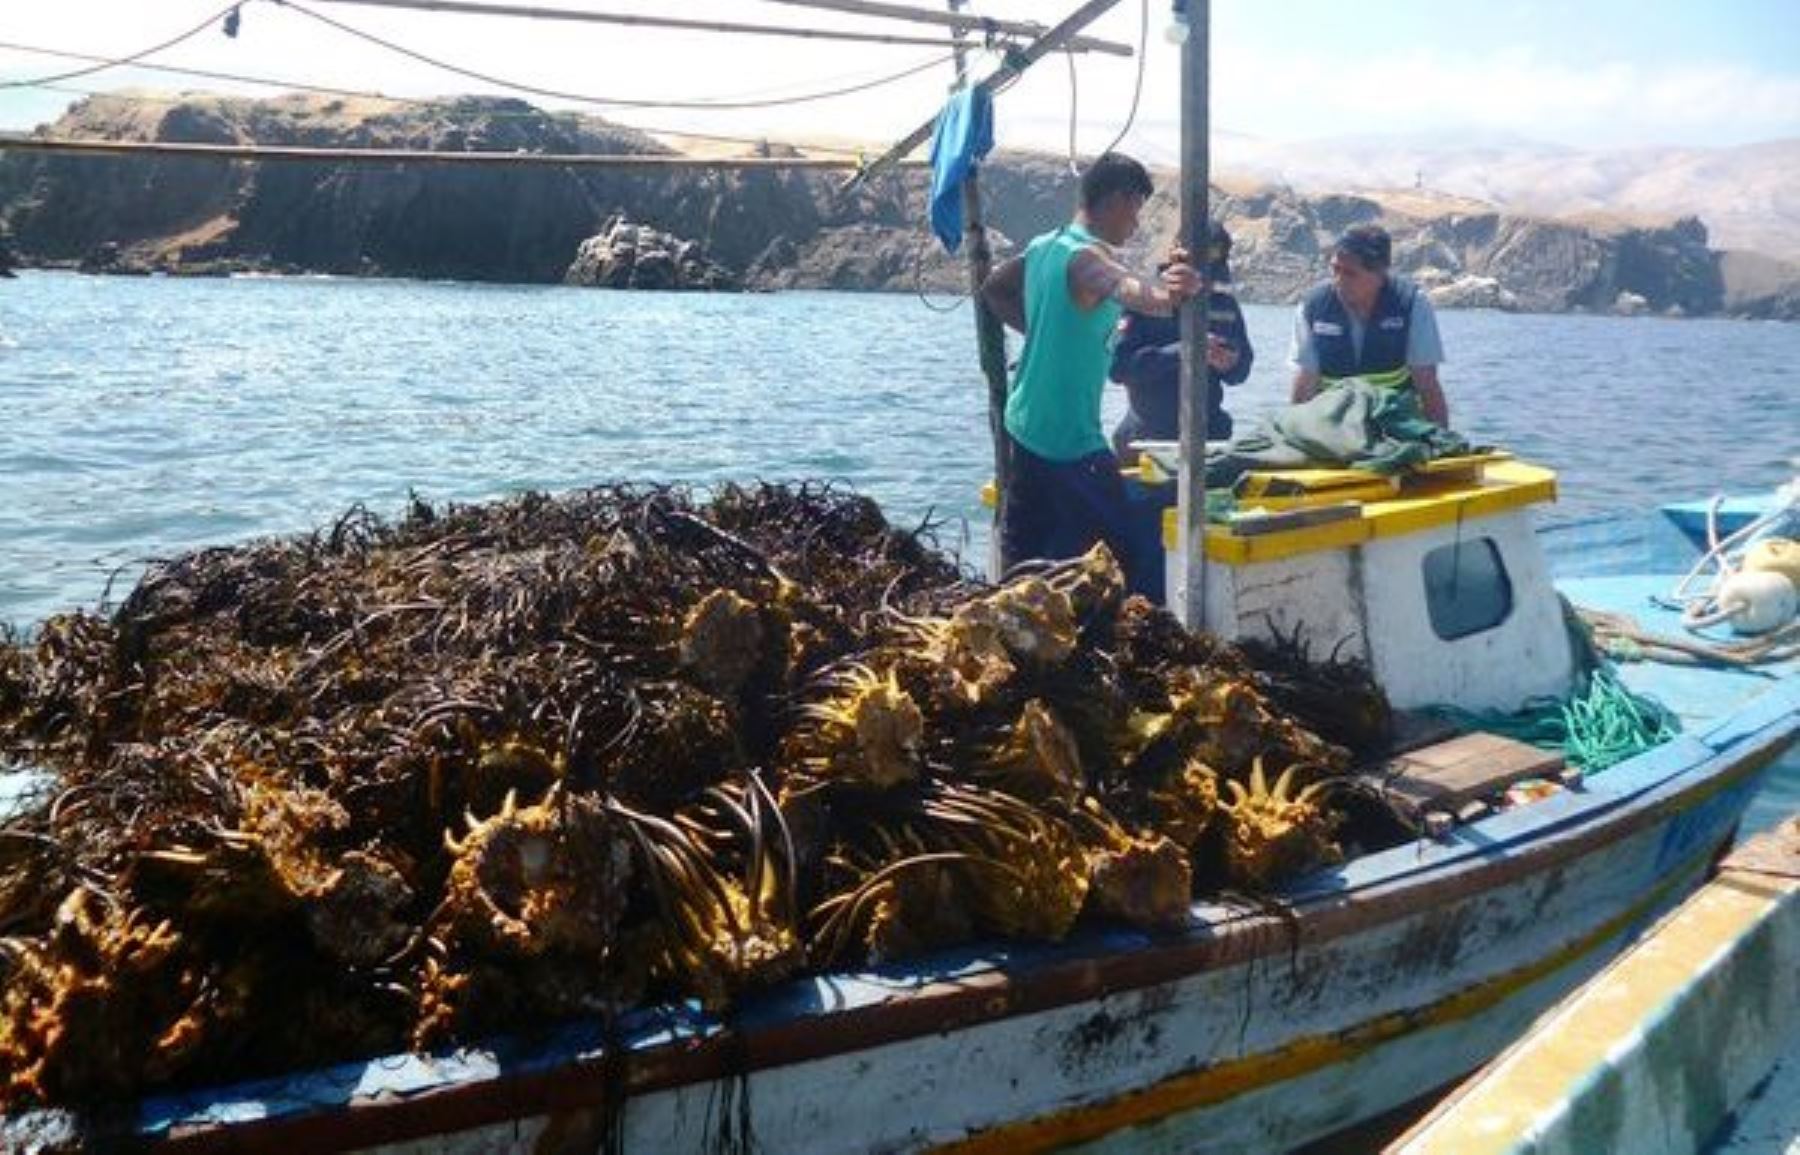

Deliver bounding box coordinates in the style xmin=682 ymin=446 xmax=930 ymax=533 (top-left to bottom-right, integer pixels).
xmin=1166 ymin=0 xmax=1190 ymax=45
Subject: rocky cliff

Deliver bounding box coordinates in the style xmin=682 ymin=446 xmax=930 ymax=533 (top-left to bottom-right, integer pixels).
xmin=0 ymin=93 xmax=835 ymax=284
xmin=1 ymin=93 xmax=1787 ymax=319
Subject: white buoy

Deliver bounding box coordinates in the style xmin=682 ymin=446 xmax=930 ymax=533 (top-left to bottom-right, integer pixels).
xmin=1707 ymin=570 xmax=1799 ymax=636
xmin=1743 ymin=537 xmax=1800 ymax=589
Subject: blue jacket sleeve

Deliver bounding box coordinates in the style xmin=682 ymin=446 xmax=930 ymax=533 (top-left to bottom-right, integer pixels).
xmin=1110 ymin=312 xmax=1181 ymax=391
xmin=1213 ymin=294 xmax=1254 ymax=386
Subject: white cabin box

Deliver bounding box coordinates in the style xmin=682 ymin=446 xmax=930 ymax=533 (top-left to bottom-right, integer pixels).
xmin=1166 ymin=459 xmax=1576 ymax=713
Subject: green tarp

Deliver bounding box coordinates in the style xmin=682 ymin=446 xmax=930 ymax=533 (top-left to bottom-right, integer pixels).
xmin=1206 ymin=378 xmax=1471 ymax=489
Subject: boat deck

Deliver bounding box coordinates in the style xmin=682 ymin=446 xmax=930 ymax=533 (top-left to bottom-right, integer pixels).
xmin=1558 ymin=571 xmax=1799 ymax=732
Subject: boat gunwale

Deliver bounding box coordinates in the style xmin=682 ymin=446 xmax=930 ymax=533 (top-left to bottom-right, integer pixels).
xmin=118 ymin=681 xmax=1800 ymax=1153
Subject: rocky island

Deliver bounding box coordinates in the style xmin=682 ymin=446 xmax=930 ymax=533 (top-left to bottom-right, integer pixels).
xmin=1 ymin=93 xmax=1794 ymax=320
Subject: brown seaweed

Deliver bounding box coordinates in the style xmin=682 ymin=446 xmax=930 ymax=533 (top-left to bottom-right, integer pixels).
xmin=0 ymin=485 xmax=1400 ymax=1113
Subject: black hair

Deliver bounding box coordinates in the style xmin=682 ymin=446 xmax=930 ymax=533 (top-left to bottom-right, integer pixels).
xmin=1080 ymin=152 xmax=1154 ymax=212
xmin=1208 ymin=219 xmax=1232 ymax=255
xmin=1334 ymin=224 xmax=1392 ymax=272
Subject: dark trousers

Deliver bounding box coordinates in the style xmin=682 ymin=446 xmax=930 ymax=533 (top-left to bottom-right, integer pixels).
xmin=998 ymin=438 xmax=1160 ymax=600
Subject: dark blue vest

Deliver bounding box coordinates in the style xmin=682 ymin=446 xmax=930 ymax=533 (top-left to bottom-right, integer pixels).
xmin=1301 ymin=278 xmax=1416 ymax=384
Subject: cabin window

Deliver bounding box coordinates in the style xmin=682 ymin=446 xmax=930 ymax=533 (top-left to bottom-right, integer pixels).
xmin=1422 ymin=537 xmax=1513 ymax=640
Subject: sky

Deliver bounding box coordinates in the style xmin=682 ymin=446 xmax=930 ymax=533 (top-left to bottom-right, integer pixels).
xmin=1 ymin=0 xmax=1797 ymax=157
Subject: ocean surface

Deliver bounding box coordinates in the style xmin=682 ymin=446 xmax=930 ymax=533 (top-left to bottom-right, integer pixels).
xmin=1 ymin=269 xmax=1795 ymax=826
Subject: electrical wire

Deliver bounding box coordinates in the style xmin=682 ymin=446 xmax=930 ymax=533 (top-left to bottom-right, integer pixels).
xmin=274 ymin=0 xmax=960 ymax=112
xmin=1062 ymin=48 xmax=1080 ymax=176
xmin=1091 ymin=0 xmax=1148 ymax=161
xmin=0 ymin=46 xmax=871 ymax=157
xmin=0 ymin=42 xmax=394 ymax=102
xmin=1064 ymin=0 xmax=1148 ymax=172
xmin=304 ymin=0 xmax=968 ymax=51
xmin=0 ymin=2 xmax=245 ymax=90
xmin=910 ymin=240 xmax=966 ymax=314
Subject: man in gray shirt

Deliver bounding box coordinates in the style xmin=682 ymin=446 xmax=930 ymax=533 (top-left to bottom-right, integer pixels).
xmin=1288 ymin=225 xmax=1450 ymax=426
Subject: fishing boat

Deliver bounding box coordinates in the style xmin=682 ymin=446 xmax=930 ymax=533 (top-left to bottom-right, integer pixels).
xmin=2 ymin=5 xmax=1794 ymax=1154
xmin=6 ymin=457 xmax=1787 ymax=1155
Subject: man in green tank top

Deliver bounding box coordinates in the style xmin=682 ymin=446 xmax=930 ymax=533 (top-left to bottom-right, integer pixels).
xmin=980 ymin=153 xmax=1200 ymax=595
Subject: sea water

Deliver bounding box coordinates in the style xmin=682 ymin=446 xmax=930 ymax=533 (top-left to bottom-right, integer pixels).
xmin=2 ymin=270 xmax=1795 ymax=826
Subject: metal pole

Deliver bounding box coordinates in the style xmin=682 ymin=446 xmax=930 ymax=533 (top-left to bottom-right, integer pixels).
xmin=1177 ymin=1 xmax=1210 ymax=629
xmin=947 ymin=0 xmax=1012 ymax=533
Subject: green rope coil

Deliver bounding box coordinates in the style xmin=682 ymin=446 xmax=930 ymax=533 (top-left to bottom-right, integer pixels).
xmin=1431 ymin=666 xmax=1680 ymax=774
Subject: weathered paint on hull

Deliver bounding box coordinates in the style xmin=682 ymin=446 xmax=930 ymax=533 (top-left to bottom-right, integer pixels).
xmin=178 ymin=755 xmax=1765 ymax=1155
xmin=1392 ymin=821 xmax=1800 ymax=1155
xmin=43 ymin=673 xmax=1793 ymax=1154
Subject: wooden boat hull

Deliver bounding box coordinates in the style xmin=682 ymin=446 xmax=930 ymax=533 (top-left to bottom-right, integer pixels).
xmin=98 ymin=675 xmax=1797 ymax=1155
xmin=1393 ymin=819 xmax=1800 ymax=1155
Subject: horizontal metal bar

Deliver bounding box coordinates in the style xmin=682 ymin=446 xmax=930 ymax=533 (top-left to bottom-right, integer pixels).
xmin=0 ymin=134 xmax=926 ymax=169
xmin=753 ymin=0 xmax=1133 ymax=55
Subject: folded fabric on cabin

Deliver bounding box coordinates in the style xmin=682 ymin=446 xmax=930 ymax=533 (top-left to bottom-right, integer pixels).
xmin=927 ymin=86 xmax=994 ymax=253
xmin=1205 ymin=377 xmax=1471 ymax=487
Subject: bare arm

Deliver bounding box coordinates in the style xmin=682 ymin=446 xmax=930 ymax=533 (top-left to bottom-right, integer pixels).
xmin=1068 ymin=249 xmax=1198 ymax=314
xmin=1291 ymin=367 xmax=1322 ymax=405
xmin=981 ymin=256 xmax=1027 ymax=333
xmin=1412 ymin=364 xmax=1450 ymax=426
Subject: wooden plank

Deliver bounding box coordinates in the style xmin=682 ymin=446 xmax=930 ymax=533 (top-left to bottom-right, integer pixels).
xmin=1225 ymin=501 xmax=1362 ymax=537
xmin=1365 ymin=731 xmax=1566 ymax=822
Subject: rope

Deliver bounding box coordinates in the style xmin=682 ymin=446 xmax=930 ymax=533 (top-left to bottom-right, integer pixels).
xmin=1580 ymin=607 xmax=1800 ymax=669
xmin=910 ymin=239 xmax=966 ymax=313
xmin=0 ymin=2 xmax=246 ymax=90
xmin=274 ymin=0 xmax=960 ymax=112
xmin=1062 ymin=49 xmax=1081 ymax=177
xmin=1431 ymin=666 xmax=1681 ymax=774
xmin=305 ymin=0 xmax=970 ymax=50
xmin=1562 ymin=669 xmax=1681 ymax=771
xmin=1424 ymin=602 xmax=1682 ymax=774
xmin=1090 ymin=0 xmax=1149 ymax=161
xmin=1662 ymin=482 xmax=1799 ymax=634
xmin=1061 ymin=0 xmax=1149 ymax=175
xmin=0 ymin=43 xmax=873 ymax=157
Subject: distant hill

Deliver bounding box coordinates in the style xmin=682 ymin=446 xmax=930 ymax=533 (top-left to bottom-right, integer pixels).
xmin=1211 ymin=133 xmax=1800 ymax=263
xmin=1 ymin=93 xmax=1793 ymax=320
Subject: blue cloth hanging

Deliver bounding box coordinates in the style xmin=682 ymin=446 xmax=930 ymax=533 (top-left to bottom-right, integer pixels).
xmin=927 ymin=86 xmax=994 ymax=254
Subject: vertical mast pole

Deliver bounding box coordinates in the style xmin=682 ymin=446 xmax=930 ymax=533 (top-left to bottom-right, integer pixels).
xmin=947 ymin=0 xmax=1012 ymax=532
xmin=1177 ymin=0 xmax=1210 ymax=628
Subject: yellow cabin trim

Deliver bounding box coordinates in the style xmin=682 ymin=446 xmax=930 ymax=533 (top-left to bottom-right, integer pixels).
xmin=1162 ymin=460 xmax=1559 ymax=563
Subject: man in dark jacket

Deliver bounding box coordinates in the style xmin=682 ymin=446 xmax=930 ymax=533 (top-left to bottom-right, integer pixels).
xmin=1108 ymin=220 xmax=1253 ymax=460
xmin=1289 ymin=224 xmax=1449 ymax=426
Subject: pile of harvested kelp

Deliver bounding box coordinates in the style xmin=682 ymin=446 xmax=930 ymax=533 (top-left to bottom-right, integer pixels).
xmin=0 ymin=482 xmax=1393 ymax=1110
